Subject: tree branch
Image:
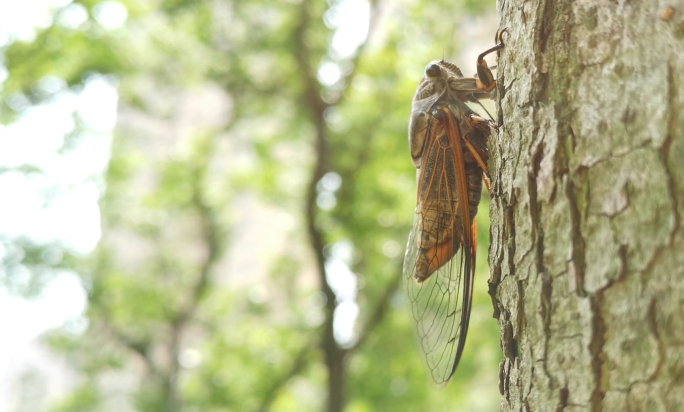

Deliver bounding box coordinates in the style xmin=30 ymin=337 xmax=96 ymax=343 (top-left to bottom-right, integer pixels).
xmin=293 ymin=3 xmax=345 ymax=411
xmin=253 ymin=343 xmax=315 ymax=412
xmin=166 ymin=140 xmax=225 ymax=410
xmin=248 ymin=272 xmax=401 ymax=412
xmin=350 ymin=268 xmax=402 ymax=353
xmin=327 ymin=0 xmax=383 ymax=107
xmin=100 ymin=316 xmax=162 ymax=379
xmin=172 ymin=161 xmax=223 ymax=326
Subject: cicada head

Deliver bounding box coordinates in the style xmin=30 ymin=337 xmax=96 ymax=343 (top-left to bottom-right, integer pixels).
xmin=413 ymin=61 xmax=465 ymax=105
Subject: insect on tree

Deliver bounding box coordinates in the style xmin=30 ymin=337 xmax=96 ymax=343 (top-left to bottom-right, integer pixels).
xmin=403 ymin=29 xmax=507 ymax=387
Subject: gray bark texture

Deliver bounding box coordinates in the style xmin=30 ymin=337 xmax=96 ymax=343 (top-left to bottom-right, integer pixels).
xmin=489 ymin=1 xmax=684 ymax=411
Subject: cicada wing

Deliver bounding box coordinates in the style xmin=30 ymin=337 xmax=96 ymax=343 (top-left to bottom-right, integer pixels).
xmin=402 ymin=109 xmax=476 ymax=387
xmin=403 ymin=210 xmax=476 ymax=387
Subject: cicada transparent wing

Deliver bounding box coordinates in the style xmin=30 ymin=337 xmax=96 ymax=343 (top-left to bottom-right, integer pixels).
xmin=403 ymin=107 xmax=477 ymax=387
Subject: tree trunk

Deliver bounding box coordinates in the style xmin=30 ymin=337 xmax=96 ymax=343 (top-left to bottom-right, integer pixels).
xmin=489 ymin=1 xmax=684 ymax=411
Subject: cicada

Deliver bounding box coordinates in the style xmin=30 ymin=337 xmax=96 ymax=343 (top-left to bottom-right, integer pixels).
xmin=403 ymin=30 xmax=506 ymax=386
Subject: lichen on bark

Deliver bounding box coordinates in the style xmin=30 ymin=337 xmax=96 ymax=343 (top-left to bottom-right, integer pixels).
xmin=489 ymin=1 xmax=684 ymax=411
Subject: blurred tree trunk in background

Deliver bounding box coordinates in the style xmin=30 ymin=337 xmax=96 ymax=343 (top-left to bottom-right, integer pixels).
xmin=293 ymin=3 xmax=395 ymax=411
xmin=489 ymin=0 xmax=684 ymax=410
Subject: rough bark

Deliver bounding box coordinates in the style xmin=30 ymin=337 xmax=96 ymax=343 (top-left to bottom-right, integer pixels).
xmin=489 ymin=1 xmax=684 ymax=411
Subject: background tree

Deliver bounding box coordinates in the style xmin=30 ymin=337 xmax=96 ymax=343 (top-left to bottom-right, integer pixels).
xmin=1 ymin=0 xmax=507 ymax=411
xmin=490 ymin=1 xmax=684 ymax=411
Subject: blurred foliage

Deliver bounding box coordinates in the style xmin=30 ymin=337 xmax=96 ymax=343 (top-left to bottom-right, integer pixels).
xmin=1 ymin=0 xmax=502 ymax=411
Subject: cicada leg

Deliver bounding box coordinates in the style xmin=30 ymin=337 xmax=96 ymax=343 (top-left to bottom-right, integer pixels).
xmin=475 ymin=28 xmax=507 ymax=92
xmin=463 ymin=113 xmax=494 ymax=194
xmin=463 ymin=114 xmax=492 ymax=174
xmin=468 ymin=113 xmax=498 ymax=130
xmin=463 ymin=137 xmax=490 ymax=176
xmin=471 ymin=65 xmax=497 ymax=78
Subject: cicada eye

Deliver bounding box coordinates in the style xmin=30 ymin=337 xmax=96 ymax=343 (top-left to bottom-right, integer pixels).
xmin=425 ymin=63 xmax=441 ymax=78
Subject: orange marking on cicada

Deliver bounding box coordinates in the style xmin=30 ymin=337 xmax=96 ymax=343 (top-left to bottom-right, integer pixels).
xmin=464 ymin=139 xmax=489 ymax=175
xmin=483 ymin=175 xmax=491 ymax=194
xmin=475 ymin=27 xmax=507 ymax=92
xmin=472 ymin=219 xmax=477 ymax=255
xmin=440 ymin=107 xmax=472 ymax=245
xmin=417 ymin=239 xmax=456 ymax=283
xmin=468 ymin=113 xmax=495 ymax=128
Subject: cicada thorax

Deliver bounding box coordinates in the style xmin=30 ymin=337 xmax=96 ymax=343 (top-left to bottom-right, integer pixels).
xmin=412 ymin=105 xmax=486 ymax=283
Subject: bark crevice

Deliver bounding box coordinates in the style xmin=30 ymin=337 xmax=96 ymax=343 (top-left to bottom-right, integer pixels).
xmin=565 ymin=165 xmax=587 ymax=296
xmin=588 ymin=294 xmax=607 ymax=412
xmin=556 ymin=386 xmax=569 ymax=412
xmin=662 ymin=61 xmax=680 ymax=246
xmin=540 ymin=273 xmax=554 ymax=385
xmin=645 ymin=298 xmax=666 ymax=383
